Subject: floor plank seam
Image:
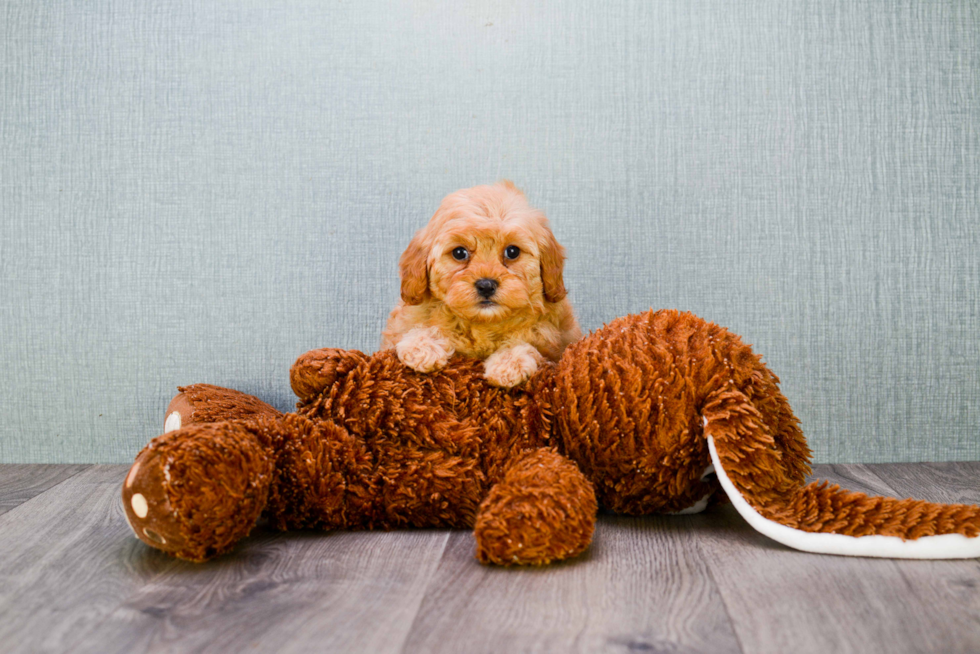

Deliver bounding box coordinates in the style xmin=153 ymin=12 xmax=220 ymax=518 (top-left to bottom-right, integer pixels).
xmin=0 ymin=464 xmax=94 ymax=521
xmin=392 ymin=530 xmax=453 ymax=654
xmin=48 ymin=464 xmax=95 ymax=488
xmin=694 ymin=536 xmax=748 ymax=654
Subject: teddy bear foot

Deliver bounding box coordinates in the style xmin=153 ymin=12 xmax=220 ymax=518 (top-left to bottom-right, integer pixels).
xmin=163 ymin=392 xmax=194 ymax=432
xmin=122 ymin=443 xmax=192 ymax=556
xmin=474 ymin=449 xmax=597 ymax=565
xmin=162 ymin=384 xmax=282 ymax=433
xmin=122 ymin=421 xmax=276 ymax=562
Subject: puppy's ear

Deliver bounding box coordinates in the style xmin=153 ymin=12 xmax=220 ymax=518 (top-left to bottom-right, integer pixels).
xmin=399 ymin=230 xmax=430 ymax=305
xmin=539 ymin=228 xmax=567 ymax=303
xmin=498 ymin=179 xmax=524 ymax=195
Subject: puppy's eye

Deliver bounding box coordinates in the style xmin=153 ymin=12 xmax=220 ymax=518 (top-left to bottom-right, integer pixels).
xmin=503 ymin=245 xmax=521 ymax=260
xmin=451 ymin=246 xmax=469 ymax=261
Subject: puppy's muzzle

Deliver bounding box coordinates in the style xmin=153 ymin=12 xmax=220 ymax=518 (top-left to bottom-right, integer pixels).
xmin=475 ymin=278 xmax=499 ymax=299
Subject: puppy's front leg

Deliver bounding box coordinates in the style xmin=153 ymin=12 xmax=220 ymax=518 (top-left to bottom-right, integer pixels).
xmin=484 ymin=343 xmax=546 ymax=388
xmin=395 ymin=326 xmax=454 ymax=373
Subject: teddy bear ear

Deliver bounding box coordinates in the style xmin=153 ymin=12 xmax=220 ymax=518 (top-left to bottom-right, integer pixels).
xmin=399 ymin=229 xmax=430 ymax=305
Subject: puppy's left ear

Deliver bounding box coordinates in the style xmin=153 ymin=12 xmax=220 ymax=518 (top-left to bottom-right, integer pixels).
xmin=399 ymin=230 xmax=430 ymax=305
xmin=539 ymin=228 xmax=567 ymax=303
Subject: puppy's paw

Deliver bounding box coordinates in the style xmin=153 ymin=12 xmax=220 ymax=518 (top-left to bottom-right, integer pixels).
xmin=396 ymin=327 xmax=454 ymax=373
xmin=484 ymin=343 xmax=545 ymax=388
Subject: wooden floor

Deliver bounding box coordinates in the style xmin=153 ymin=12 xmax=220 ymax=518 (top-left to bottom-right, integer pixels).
xmin=0 ymin=463 xmax=978 ymax=653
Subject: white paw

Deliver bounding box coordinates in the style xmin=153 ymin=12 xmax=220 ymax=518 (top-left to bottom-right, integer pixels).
xmin=484 ymin=343 xmax=544 ymax=388
xmin=396 ymin=328 xmax=454 ymax=373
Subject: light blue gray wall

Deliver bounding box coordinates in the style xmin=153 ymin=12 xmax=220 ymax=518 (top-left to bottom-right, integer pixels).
xmin=2 ymin=1 xmax=979 ymax=463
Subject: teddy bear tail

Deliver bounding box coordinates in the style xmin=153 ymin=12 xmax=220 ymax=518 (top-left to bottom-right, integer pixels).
xmin=702 ymin=389 xmax=980 ymax=559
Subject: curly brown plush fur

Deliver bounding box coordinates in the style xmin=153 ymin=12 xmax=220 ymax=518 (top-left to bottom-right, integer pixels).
xmin=122 ymin=310 xmax=980 ymax=564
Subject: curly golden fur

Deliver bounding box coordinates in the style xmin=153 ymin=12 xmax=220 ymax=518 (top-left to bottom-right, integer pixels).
xmin=381 ymin=182 xmax=581 ymax=387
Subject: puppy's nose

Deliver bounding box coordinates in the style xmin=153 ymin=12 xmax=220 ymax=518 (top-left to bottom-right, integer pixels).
xmin=475 ymin=278 xmax=499 ymax=298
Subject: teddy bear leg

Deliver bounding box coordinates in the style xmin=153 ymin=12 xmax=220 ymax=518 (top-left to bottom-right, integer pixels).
xmin=474 ymin=449 xmax=598 ymax=565
xmin=163 ymin=384 xmax=281 ymax=433
xmin=290 ymin=348 xmax=370 ymax=402
xmin=122 ymin=419 xmax=277 ymax=562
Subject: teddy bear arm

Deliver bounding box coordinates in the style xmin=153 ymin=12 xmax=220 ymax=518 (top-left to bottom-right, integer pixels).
xmin=290 ymin=348 xmax=370 ymax=401
xmin=473 ymin=449 xmax=597 ymax=565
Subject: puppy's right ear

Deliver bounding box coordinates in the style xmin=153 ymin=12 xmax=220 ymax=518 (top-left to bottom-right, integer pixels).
xmin=399 ymin=230 xmax=430 ymax=305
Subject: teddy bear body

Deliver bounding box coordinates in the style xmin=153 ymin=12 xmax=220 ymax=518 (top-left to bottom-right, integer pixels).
xmin=122 ymin=309 xmax=980 ymax=565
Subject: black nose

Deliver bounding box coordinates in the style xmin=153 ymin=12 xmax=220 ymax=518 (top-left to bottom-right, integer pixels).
xmin=475 ymin=278 xmax=498 ymax=298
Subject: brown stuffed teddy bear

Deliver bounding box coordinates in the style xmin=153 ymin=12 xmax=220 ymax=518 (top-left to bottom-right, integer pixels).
xmin=122 ymin=309 xmax=980 ymax=564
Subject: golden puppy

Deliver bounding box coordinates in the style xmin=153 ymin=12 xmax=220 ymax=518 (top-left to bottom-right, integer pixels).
xmin=382 ymin=182 xmax=581 ymax=387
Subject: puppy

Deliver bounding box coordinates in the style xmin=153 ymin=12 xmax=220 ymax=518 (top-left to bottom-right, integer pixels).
xmin=382 ymin=181 xmax=582 ymax=388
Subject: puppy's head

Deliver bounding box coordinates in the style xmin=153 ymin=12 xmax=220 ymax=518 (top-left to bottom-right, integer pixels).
xmin=400 ymin=181 xmax=567 ymax=323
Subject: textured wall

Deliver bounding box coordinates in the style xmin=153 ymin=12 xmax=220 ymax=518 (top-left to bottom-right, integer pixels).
xmin=2 ymin=1 xmax=979 ymax=463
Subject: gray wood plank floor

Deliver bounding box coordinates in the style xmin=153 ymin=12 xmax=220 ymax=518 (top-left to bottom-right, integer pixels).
xmin=0 ymin=464 xmax=90 ymax=515
xmin=0 ymin=463 xmax=977 ymax=654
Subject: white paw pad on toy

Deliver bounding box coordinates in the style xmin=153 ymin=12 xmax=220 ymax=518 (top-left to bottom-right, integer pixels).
xmin=130 ymin=493 xmax=148 ymax=518
xmin=164 ymin=411 xmax=181 ymax=433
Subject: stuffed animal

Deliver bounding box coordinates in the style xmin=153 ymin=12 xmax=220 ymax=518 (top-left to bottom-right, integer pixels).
xmin=122 ymin=309 xmax=980 ymax=564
